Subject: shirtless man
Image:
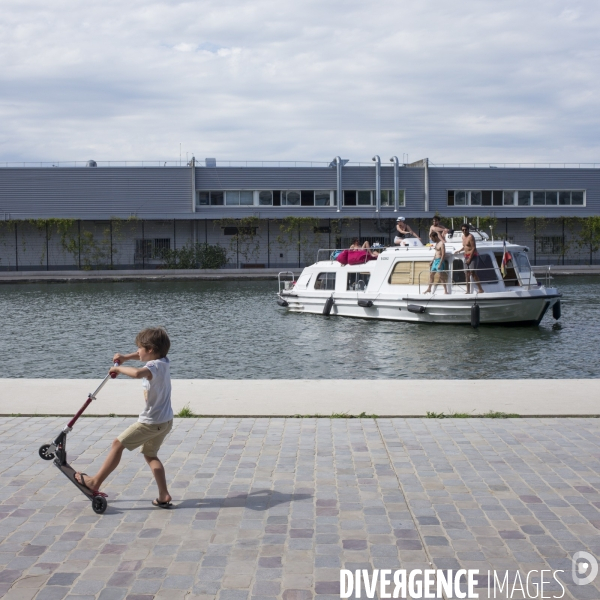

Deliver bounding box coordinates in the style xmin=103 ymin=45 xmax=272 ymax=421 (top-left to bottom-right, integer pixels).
xmin=394 ymin=217 xmax=418 ymax=245
xmin=424 ymin=231 xmax=449 ymax=294
xmin=429 ymin=216 xmax=449 ymax=242
xmin=455 ymin=224 xmax=484 ymax=294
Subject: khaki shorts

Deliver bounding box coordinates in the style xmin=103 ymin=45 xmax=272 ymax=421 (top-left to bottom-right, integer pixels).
xmin=117 ymin=420 xmax=173 ymax=456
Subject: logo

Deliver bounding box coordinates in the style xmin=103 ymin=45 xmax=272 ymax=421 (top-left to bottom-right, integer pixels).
xmin=572 ymin=551 xmax=598 ymax=586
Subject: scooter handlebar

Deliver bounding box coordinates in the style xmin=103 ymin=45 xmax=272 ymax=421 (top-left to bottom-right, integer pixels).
xmin=109 ymin=360 xmax=120 ymax=379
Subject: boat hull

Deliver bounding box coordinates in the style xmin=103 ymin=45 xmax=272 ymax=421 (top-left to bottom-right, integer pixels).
xmin=280 ymin=292 xmax=559 ymax=325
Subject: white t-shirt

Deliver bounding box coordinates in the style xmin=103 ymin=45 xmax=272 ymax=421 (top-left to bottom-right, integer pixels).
xmin=138 ymin=357 xmax=173 ymax=424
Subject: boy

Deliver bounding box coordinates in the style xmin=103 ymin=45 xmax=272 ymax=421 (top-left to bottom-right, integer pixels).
xmin=424 ymin=231 xmax=449 ymax=294
xmin=75 ymin=327 xmax=174 ymax=508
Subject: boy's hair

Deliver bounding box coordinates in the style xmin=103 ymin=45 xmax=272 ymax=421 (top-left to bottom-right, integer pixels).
xmin=135 ymin=327 xmax=170 ymax=358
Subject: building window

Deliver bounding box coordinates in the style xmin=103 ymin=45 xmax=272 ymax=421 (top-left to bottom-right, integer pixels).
xmin=258 ymin=191 xmax=273 ymax=206
xmin=503 ymin=191 xmax=516 ymax=205
xmin=314 ymin=272 xmax=336 ymax=290
xmin=315 ymin=191 xmax=331 ymax=206
xmin=135 ymin=239 xmax=170 ymax=261
xmin=357 ymin=191 xmax=372 ymax=205
xmin=225 ymin=191 xmax=253 ymax=206
xmin=455 ymin=191 xmax=467 ymax=206
xmin=380 ymin=190 xmax=405 ymax=206
xmin=196 ymin=191 xmax=224 ymax=206
xmin=447 ymin=190 xmax=585 ymax=207
xmin=282 ymin=191 xmax=301 ymax=206
xmin=154 ymin=239 xmax=171 ymax=254
xmin=342 ymin=191 xmax=376 ymax=206
xmin=343 ymin=190 xmax=357 ymax=206
xmin=135 ymin=239 xmax=152 ymax=260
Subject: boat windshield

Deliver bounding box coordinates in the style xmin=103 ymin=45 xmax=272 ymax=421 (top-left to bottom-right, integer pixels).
xmin=513 ymin=252 xmax=532 ymax=272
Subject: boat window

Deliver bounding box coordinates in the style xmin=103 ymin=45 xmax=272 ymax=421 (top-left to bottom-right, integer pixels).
xmin=513 ymin=252 xmax=531 ymax=273
xmin=388 ymin=261 xmax=431 ymax=285
xmin=314 ymin=272 xmax=336 ymax=290
xmin=347 ymin=272 xmax=371 ymax=291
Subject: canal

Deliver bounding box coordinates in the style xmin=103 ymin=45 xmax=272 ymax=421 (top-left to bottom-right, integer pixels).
xmin=1 ymin=277 xmax=598 ymax=379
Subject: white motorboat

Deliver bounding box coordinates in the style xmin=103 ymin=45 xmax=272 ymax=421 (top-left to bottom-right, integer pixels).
xmin=277 ymin=231 xmax=561 ymax=326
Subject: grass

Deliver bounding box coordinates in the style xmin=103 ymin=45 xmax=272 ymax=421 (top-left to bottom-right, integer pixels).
xmin=175 ymin=404 xmax=200 ymax=418
xmin=426 ymin=410 xmax=520 ymax=419
xmin=292 ymin=411 xmax=379 ymax=419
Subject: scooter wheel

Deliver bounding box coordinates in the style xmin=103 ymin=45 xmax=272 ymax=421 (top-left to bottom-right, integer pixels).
xmin=38 ymin=444 xmax=55 ymax=461
xmin=92 ymin=496 xmax=107 ymax=514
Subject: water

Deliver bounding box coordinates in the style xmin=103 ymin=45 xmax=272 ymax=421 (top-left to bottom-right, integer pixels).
xmin=0 ymin=277 xmax=598 ymax=380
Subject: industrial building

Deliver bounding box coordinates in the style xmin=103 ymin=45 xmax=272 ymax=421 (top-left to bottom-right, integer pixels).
xmin=0 ymin=157 xmax=598 ymax=270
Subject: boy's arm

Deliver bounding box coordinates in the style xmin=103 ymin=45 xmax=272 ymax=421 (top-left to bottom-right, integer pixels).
xmin=113 ymin=351 xmax=141 ymax=364
xmin=109 ymin=365 xmax=152 ymax=380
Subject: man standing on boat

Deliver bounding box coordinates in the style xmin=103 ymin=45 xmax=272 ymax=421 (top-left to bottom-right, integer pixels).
xmin=429 ymin=216 xmax=449 ymax=242
xmin=455 ymin=224 xmax=484 ymax=294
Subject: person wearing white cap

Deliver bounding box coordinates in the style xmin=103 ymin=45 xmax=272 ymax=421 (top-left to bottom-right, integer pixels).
xmin=394 ymin=217 xmax=418 ymax=245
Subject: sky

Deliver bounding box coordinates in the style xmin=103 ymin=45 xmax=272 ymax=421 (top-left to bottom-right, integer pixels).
xmin=1 ymin=0 xmax=600 ymax=164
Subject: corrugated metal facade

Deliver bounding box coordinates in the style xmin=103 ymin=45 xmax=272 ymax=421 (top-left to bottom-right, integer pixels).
xmin=0 ymin=164 xmax=599 ymax=219
xmin=0 ymin=168 xmax=192 ymax=219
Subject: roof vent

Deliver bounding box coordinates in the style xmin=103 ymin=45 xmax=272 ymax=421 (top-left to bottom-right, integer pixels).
xmin=205 ymin=158 xmax=216 ymax=167
xmin=86 ymin=160 xmax=97 ymax=167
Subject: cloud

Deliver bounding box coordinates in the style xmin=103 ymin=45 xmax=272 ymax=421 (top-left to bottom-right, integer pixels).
xmin=0 ymin=0 xmax=599 ymax=163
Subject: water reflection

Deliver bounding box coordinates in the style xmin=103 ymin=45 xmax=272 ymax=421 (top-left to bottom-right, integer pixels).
xmin=1 ymin=277 xmax=598 ymax=379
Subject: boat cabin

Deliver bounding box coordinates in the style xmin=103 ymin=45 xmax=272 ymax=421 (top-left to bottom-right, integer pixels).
xmin=295 ymin=241 xmax=537 ymax=295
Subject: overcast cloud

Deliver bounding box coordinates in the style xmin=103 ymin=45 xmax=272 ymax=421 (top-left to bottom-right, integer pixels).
xmin=1 ymin=0 xmax=599 ymax=163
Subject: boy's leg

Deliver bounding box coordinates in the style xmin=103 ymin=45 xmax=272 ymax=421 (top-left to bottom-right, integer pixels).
xmin=75 ymin=438 xmax=125 ymax=491
xmin=144 ymin=455 xmax=171 ymax=504
xmin=140 ymin=420 xmax=173 ymax=505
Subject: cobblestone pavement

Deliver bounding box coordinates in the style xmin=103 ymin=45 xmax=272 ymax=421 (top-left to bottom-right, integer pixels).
xmin=0 ymin=417 xmax=599 ymax=600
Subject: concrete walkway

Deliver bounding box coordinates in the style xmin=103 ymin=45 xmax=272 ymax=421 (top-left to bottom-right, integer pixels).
xmin=0 ymin=416 xmax=598 ymax=600
xmin=0 ymin=265 xmax=597 ymax=284
xmin=1 ymin=379 xmax=598 ymax=417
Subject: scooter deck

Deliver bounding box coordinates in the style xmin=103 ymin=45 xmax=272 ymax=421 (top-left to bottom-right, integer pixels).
xmin=54 ymin=460 xmax=106 ymax=500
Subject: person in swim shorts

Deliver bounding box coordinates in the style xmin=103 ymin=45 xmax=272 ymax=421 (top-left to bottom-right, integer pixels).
xmin=425 ymin=231 xmax=449 ymax=294
xmin=455 ymin=224 xmax=484 ymax=294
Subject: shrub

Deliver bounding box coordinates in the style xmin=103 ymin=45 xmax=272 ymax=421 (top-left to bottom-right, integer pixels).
xmin=158 ymin=243 xmax=227 ymax=269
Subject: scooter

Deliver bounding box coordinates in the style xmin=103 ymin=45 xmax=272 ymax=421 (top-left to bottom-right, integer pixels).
xmin=38 ymin=361 xmax=120 ymax=514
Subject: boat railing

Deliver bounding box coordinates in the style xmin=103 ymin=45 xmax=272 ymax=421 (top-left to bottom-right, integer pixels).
xmin=278 ymin=271 xmax=296 ymax=294
xmin=316 ymin=247 xmax=387 ymax=263
xmin=415 ymin=266 xmax=541 ymax=294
